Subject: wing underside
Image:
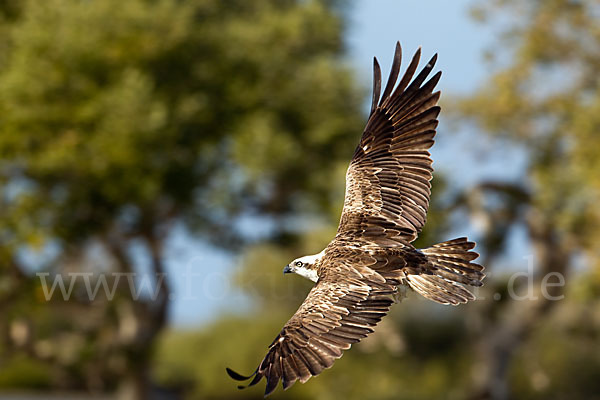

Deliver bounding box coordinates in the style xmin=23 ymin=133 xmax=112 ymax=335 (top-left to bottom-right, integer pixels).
xmin=337 ymin=42 xmax=441 ymax=244
xmin=227 ymin=262 xmax=396 ymax=396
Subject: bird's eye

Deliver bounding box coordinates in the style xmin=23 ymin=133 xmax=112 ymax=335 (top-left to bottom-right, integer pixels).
xmin=295 ymin=261 xmax=302 ymax=267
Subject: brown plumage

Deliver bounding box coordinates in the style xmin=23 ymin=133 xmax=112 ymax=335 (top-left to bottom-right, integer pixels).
xmin=227 ymin=42 xmax=485 ymax=397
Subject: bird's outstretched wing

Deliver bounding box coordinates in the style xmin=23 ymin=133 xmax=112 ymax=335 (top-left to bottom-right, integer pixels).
xmin=337 ymin=42 xmax=441 ymax=244
xmin=226 ymin=260 xmax=396 ymax=396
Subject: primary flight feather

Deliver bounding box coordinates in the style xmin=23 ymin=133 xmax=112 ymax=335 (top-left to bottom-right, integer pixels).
xmin=226 ymin=42 xmax=485 ymax=396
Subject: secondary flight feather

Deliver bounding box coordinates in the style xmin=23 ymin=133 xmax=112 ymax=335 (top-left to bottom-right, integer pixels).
xmin=226 ymin=42 xmax=485 ymax=396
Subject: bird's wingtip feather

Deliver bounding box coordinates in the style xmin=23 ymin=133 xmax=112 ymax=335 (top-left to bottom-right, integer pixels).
xmin=226 ymin=367 xmax=255 ymax=381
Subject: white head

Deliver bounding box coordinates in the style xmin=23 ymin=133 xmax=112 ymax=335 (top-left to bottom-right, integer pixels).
xmin=283 ymin=251 xmax=325 ymax=283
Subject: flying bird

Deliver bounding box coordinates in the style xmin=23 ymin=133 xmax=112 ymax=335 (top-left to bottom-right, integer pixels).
xmin=226 ymin=42 xmax=485 ymax=396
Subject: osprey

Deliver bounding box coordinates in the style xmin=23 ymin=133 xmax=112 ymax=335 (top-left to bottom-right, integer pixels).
xmin=227 ymin=43 xmax=485 ymax=396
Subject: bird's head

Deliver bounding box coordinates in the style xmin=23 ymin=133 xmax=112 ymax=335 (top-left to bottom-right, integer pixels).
xmin=283 ymin=251 xmax=324 ymax=283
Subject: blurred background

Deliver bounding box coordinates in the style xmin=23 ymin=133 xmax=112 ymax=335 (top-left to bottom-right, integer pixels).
xmin=0 ymin=0 xmax=599 ymax=399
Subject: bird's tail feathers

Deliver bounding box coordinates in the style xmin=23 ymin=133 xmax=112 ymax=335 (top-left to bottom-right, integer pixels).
xmin=406 ymin=237 xmax=484 ymax=305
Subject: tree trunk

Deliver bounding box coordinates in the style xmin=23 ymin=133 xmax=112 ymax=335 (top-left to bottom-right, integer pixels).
xmin=109 ymin=230 xmax=171 ymax=400
xmin=469 ymin=209 xmax=569 ymax=400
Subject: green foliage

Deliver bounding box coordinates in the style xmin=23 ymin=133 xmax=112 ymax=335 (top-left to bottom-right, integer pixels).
xmin=0 ymin=0 xmax=364 ymax=394
xmin=458 ymin=0 xmax=600 ymax=252
xmin=0 ymin=0 xmax=362 ymax=249
xmin=0 ymin=354 xmax=52 ymax=389
xmin=153 ymin=305 xmax=479 ymax=400
xmin=451 ymin=1 xmax=600 ymax=398
xmin=508 ymin=291 xmax=600 ymax=399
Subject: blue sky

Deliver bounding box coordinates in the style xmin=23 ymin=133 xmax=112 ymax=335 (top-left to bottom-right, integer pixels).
xmin=347 ymin=0 xmax=491 ymax=95
xmin=165 ymin=0 xmax=528 ymax=327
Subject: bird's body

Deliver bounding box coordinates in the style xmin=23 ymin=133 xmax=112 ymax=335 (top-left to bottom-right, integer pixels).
xmin=227 ymin=43 xmax=485 ymax=396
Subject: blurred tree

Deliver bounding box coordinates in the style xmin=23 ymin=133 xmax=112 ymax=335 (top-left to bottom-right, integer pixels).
xmin=152 ymin=0 xmax=600 ymax=399
xmin=4 ymin=0 xmax=598 ymax=399
xmin=451 ymin=0 xmax=600 ymax=398
xmin=0 ymin=0 xmax=363 ymax=398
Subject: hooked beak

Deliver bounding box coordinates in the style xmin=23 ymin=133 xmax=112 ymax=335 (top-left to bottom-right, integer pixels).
xmin=283 ymin=264 xmax=293 ymax=275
